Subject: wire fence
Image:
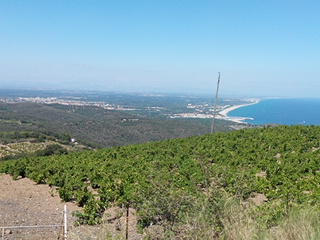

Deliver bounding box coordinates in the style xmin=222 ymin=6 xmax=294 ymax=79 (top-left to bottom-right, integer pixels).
xmin=1 ymin=205 xmax=68 ymax=240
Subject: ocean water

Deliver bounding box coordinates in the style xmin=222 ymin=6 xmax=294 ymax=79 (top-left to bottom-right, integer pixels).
xmin=228 ymin=98 xmax=320 ymax=125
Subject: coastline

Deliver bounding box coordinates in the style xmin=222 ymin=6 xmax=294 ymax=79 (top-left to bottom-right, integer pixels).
xmin=217 ymin=99 xmax=260 ymax=124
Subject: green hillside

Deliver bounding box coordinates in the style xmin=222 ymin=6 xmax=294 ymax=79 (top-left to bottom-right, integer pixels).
xmin=2 ymin=125 xmax=320 ymax=239
xmin=0 ymin=101 xmax=213 ymax=148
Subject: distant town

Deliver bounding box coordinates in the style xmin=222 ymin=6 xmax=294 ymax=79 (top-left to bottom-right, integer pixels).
xmin=1 ymin=96 xmax=233 ymax=118
xmin=0 ymin=90 xmax=257 ymax=124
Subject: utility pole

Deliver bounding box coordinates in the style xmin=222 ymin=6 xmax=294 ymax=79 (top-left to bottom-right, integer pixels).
xmin=211 ymin=72 xmax=221 ymax=134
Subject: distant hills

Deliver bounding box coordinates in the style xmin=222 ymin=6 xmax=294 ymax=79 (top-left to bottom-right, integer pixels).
xmin=0 ymin=101 xmax=217 ymax=148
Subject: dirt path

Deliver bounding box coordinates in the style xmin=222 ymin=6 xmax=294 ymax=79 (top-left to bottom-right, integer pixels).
xmin=0 ymin=174 xmax=81 ymax=239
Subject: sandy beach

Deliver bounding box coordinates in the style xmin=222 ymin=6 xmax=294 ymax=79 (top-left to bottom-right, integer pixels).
xmin=217 ymin=99 xmax=260 ymax=123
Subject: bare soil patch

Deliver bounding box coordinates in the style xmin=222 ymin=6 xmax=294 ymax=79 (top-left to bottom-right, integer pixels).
xmin=0 ymin=174 xmax=145 ymax=240
xmin=0 ymin=174 xmax=81 ymax=239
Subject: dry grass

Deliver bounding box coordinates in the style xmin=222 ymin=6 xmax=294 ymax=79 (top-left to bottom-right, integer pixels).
xmin=68 ymin=202 xmax=320 ymax=240
xmin=221 ymin=201 xmax=320 ymax=240
xmin=266 ymin=206 xmax=320 ymax=240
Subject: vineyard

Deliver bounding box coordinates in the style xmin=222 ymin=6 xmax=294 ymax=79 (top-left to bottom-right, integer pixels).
xmin=1 ymin=125 xmax=320 ymax=239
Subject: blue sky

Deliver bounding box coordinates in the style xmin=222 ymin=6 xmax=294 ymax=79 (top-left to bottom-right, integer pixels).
xmin=1 ymin=1 xmax=320 ymax=97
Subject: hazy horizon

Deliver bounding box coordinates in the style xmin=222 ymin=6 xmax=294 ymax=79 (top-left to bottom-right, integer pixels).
xmin=2 ymin=87 xmax=320 ymax=100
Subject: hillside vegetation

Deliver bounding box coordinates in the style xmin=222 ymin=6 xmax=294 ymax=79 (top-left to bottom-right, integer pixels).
xmin=0 ymin=101 xmax=214 ymax=148
xmin=2 ymin=125 xmax=320 ymax=239
xmin=0 ymin=129 xmax=89 ymax=160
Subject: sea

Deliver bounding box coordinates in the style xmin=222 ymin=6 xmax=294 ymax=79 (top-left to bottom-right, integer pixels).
xmin=228 ymin=98 xmax=320 ymax=125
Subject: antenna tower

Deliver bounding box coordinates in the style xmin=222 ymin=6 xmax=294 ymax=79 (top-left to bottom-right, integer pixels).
xmin=211 ymin=72 xmax=221 ymax=134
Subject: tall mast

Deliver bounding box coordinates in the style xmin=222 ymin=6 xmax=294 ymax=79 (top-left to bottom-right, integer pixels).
xmin=211 ymin=72 xmax=221 ymax=134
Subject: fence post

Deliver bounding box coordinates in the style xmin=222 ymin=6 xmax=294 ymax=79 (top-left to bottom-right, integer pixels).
xmin=125 ymin=203 xmax=129 ymax=240
xmin=64 ymin=204 xmax=68 ymax=240
xmin=2 ymin=227 xmax=4 ymax=240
